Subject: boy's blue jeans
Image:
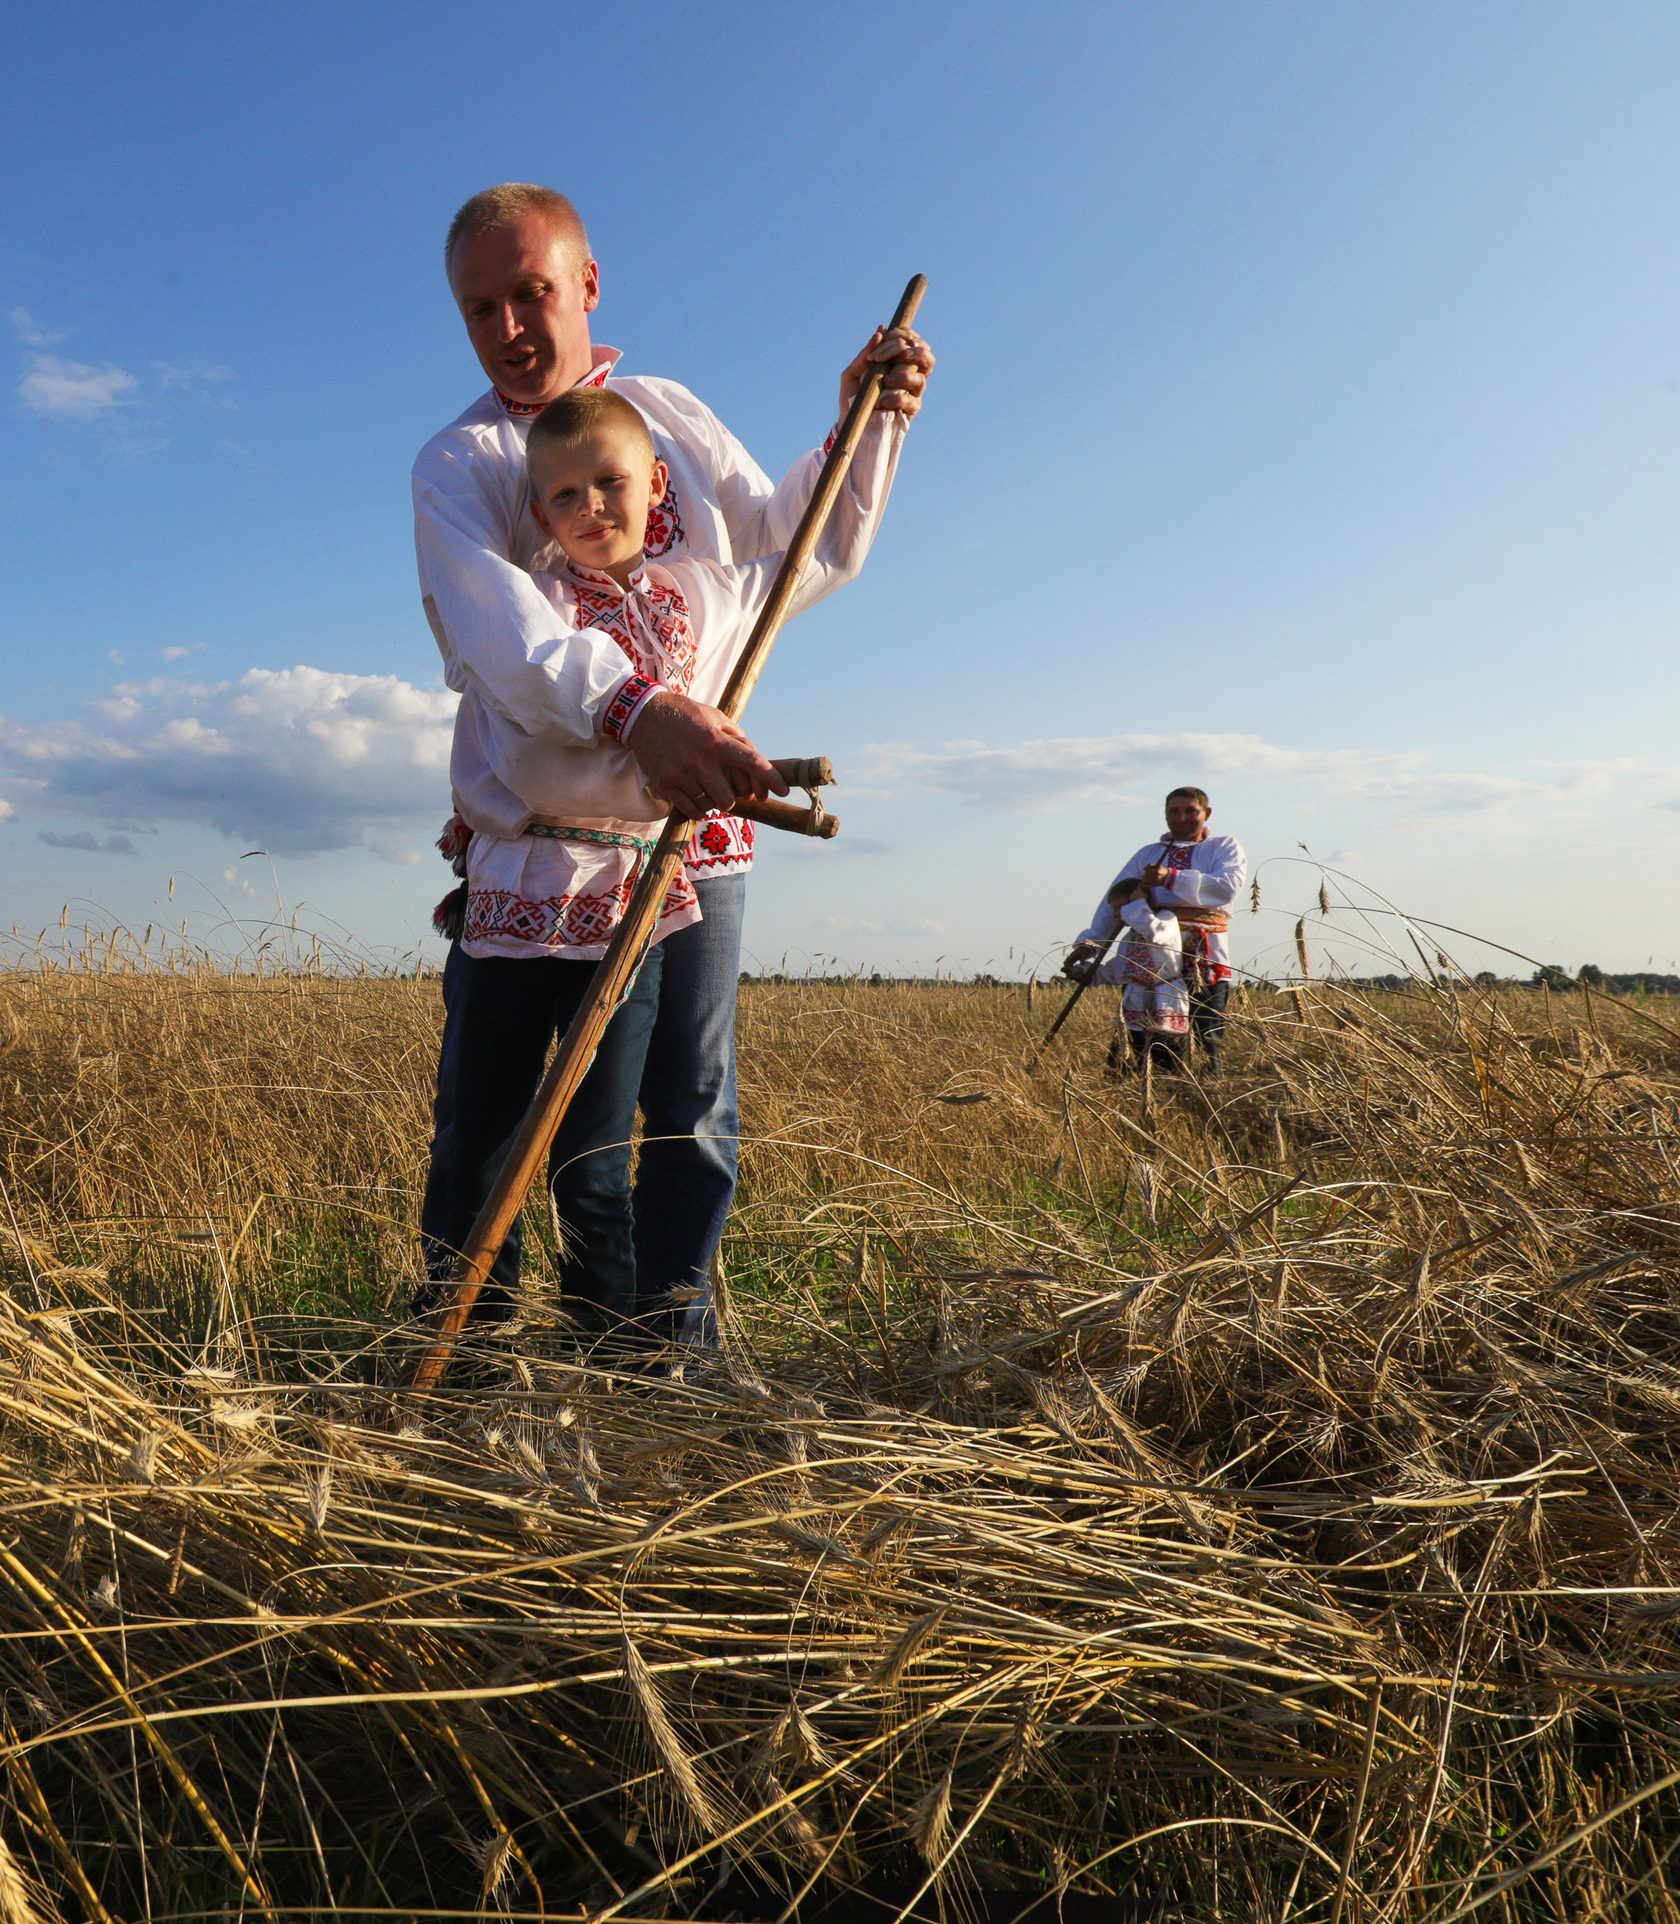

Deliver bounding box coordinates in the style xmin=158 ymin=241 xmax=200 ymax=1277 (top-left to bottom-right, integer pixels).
xmin=632 ymin=873 xmax=744 ymax=1344
xmin=419 ymin=943 xmax=664 ymax=1328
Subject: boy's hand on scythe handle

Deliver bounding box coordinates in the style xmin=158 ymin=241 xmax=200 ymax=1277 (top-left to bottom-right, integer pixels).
xmin=628 ymin=688 xmax=789 ymax=817
xmin=838 ymin=323 xmax=935 ymax=422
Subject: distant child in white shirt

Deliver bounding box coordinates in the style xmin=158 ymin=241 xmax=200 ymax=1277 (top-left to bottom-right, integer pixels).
xmin=1086 ymin=876 xmax=1191 ymax=1074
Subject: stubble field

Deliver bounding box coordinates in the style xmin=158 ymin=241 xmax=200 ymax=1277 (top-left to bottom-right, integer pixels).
xmin=1 ymin=954 xmax=1680 ymax=1920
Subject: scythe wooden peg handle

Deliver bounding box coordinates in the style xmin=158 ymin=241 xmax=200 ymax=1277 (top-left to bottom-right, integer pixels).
xmin=731 ymin=793 xmax=840 ymax=838
xmin=769 ymin=756 xmax=834 ymax=789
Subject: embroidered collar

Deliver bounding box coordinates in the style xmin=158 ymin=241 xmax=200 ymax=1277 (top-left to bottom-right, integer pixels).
xmin=559 ymin=555 xmax=647 ymax=599
xmin=494 ymin=345 xmax=621 ymax=419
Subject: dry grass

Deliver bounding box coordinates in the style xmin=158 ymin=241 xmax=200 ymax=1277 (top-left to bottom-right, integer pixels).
xmin=2 ymin=951 xmax=1680 ymax=1919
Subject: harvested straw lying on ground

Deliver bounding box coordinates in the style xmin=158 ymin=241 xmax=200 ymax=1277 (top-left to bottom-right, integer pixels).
xmin=3 ymin=958 xmax=1680 ymax=1918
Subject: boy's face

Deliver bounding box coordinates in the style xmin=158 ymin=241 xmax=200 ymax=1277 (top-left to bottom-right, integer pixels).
xmin=527 ymin=423 xmax=670 ymax=588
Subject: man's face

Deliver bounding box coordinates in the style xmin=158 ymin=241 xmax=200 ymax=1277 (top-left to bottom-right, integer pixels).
xmin=1164 ymin=794 xmax=1211 ymax=841
xmin=449 ymin=214 xmax=599 ymax=406
xmin=527 ymin=422 xmax=668 ymax=588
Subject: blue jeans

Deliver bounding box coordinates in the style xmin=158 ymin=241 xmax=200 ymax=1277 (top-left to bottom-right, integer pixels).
xmin=419 ymin=943 xmax=663 ymax=1328
xmin=633 ymin=872 xmax=744 ymax=1343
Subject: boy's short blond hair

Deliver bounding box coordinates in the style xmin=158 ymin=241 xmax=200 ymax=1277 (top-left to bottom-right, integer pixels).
xmin=526 ymin=388 xmax=656 ymax=472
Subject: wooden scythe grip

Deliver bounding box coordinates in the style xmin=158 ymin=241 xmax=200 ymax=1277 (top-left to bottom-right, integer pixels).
xmin=769 ymin=756 xmax=834 ymax=789
xmin=402 ymin=275 xmax=927 ymax=1391
xmin=732 ymin=794 xmax=839 ymax=839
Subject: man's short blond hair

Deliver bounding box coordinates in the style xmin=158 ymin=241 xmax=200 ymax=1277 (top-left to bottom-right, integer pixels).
xmin=445 ymin=184 xmax=591 ymax=277
xmin=526 ymin=388 xmax=655 ymax=470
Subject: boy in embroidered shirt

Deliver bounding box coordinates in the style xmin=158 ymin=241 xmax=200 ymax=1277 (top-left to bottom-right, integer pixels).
xmin=1081 ymin=877 xmax=1191 ymax=1074
xmin=424 ymin=383 xmax=904 ymax=1344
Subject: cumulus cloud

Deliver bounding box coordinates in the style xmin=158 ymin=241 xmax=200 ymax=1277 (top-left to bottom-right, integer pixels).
xmin=853 ymin=732 xmax=1625 ymax=817
xmin=0 ymin=666 xmax=457 ymax=854
xmin=17 ymin=354 xmax=140 ymax=420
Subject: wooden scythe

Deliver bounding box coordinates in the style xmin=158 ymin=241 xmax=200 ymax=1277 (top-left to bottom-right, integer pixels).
xmin=1026 ymin=944 xmax=1115 ymax=1072
xmin=402 ymin=275 xmax=927 ymax=1392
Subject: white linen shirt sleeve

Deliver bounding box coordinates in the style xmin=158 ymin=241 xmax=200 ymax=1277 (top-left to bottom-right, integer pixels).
xmin=413 ymin=438 xmax=641 ymax=748
xmin=681 ymin=410 xmax=909 ymax=704
xmin=1119 ymin=898 xmax=1181 ymax=947
xmin=1163 ymin=838 xmax=1248 ymax=909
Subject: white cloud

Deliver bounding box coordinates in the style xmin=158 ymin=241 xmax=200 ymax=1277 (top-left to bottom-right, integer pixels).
xmin=853 ymin=732 xmax=1637 ymax=818
xmin=158 ymin=645 xmax=195 ymax=662
xmin=152 ymin=363 xmax=234 ymax=392
xmin=17 ymin=354 xmax=140 ymax=420
xmin=9 ymin=308 xmax=63 ymax=348
xmin=0 ymin=666 xmax=457 ymax=854
xmin=0 ymin=798 xmax=13 ymax=822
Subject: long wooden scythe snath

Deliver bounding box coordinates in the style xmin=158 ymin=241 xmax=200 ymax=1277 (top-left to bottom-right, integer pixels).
xmin=402 ymin=274 xmax=927 ymax=1393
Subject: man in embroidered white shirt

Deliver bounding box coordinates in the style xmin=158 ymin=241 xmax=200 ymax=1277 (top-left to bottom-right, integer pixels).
xmin=415 ymin=183 xmax=932 ymax=1340
xmin=1063 ymin=788 xmax=1248 ymax=1075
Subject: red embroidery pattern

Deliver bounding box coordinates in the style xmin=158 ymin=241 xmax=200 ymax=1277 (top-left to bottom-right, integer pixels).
xmin=642 ymin=485 xmax=685 ymax=557
xmin=1122 ymin=941 xmax=1177 ymax=989
xmin=602 ymin=673 xmax=656 ymax=744
xmin=464 ymin=875 xmax=696 ymax=951
xmin=686 ymin=816 xmax=754 ymax=869
xmin=1179 ymin=923 xmax=1231 ymax=988
xmin=1157 ymin=845 xmax=1231 ymax=985
xmin=565 ymin=563 xmax=698 ymax=693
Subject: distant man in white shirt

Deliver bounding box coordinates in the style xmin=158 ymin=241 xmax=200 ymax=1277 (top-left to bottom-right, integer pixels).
xmin=1063 ymin=787 xmax=1248 ymax=1076
xmin=414 ymin=183 xmax=933 ymax=1337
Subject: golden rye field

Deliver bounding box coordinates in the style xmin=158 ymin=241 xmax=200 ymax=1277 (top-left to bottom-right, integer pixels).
xmin=1 ymin=958 xmax=1680 ymax=1919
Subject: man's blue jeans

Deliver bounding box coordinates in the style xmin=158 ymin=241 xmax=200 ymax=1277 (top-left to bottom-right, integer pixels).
xmin=419 ymin=943 xmax=663 ymax=1328
xmin=633 ymin=872 xmax=744 ymax=1342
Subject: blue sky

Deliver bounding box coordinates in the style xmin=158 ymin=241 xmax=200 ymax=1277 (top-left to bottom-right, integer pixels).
xmin=4 ymin=1 xmax=1679 ymax=979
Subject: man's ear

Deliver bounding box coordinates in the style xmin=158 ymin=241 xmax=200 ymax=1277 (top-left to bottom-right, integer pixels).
xmin=648 ymin=458 xmax=669 ymax=507
xmin=580 ymin=258 xmax=601 ymax=314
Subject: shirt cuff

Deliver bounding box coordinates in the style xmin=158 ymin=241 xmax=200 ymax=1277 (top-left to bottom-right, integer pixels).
xmin=601 ymin=673 xmax=660 ymax=745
